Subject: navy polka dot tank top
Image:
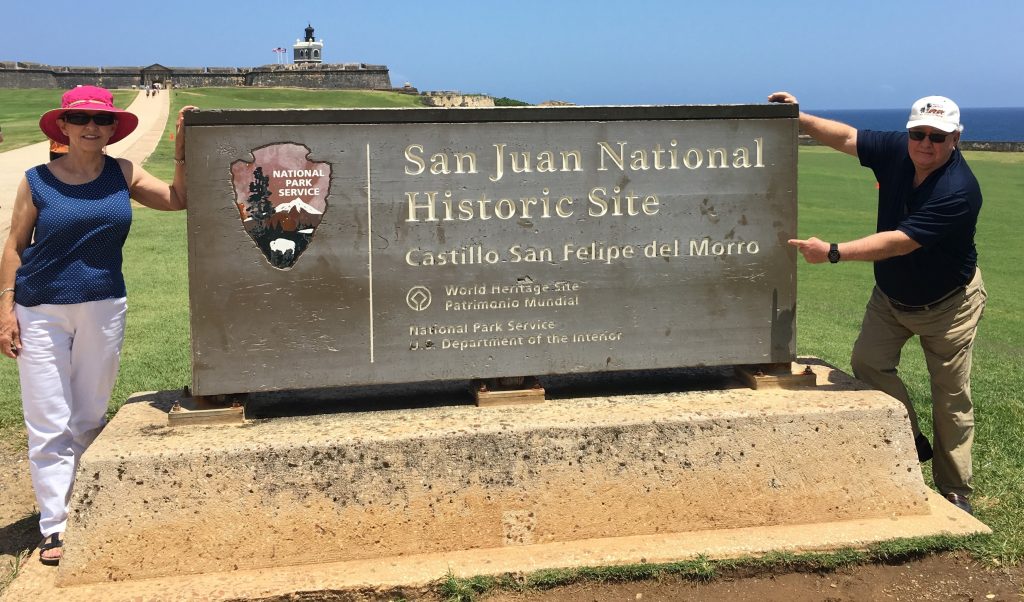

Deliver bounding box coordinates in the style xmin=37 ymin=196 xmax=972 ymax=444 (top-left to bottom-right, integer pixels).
xmin=15 ymin=155 xmax=132 ymax=306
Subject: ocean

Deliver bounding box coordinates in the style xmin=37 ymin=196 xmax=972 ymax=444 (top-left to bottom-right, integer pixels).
xmin=813 ymin=107 xmax=1024 ymax=142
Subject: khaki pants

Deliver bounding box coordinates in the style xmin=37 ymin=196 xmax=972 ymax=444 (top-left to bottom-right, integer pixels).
xmin=851 ymin=269 xmax=986 ymax=498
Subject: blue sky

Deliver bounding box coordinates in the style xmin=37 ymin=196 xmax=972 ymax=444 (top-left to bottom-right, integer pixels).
xmin=3 ymin=0 xmax=1020 ymax=109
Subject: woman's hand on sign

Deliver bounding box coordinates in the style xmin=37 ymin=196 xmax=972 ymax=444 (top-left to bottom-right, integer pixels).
xmin=174 ymin=105 xmax=198 ymax=158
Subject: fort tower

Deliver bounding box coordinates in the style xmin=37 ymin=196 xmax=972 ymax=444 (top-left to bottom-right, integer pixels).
xmin=293 ymin=24 xmax=324 ymax=65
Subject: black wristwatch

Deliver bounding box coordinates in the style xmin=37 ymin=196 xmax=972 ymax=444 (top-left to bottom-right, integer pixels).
xmin=828 ymin=243 xmax=841 ymax=264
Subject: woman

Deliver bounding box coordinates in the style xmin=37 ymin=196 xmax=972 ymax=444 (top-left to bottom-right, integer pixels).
xmin=0 ymin=86 xmax=195 ymax=565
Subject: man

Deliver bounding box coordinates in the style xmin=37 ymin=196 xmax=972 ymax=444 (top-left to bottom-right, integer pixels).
xmin=769 ymin=92 xmax=986 ymax=515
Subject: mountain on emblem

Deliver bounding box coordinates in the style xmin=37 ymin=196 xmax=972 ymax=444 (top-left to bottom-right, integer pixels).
xmin=231 ymin=143 xmax=331 ymax=269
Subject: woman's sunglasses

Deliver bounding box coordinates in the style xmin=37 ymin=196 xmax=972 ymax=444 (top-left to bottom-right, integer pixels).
xmin=908 ymin=130 xmax=950 ymax=143
xmin=62 ymin=112 xmax=117 ymax=126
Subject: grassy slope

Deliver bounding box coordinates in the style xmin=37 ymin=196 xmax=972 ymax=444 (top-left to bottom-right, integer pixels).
xmin=0 ymin=89 xmax=137 ymax=149
xmin=145 ymin=87 xmax=424 ymax=181
xmin=0 ymin=90 xmax=1020 ymax=562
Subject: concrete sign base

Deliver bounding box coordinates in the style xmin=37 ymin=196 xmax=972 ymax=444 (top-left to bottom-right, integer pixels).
xmin=13 ymin=360 xmax=987 ymax=600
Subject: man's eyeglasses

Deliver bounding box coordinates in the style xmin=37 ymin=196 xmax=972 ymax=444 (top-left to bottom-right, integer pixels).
xmin=908 ymin=130 xmax=950 ymax=143
xmin=62 ymin=112 xmax=117 ymax=127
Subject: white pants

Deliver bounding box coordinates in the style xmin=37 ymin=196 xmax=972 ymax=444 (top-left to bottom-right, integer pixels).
xmin=16 ymin=298 xmax=128 ymax=537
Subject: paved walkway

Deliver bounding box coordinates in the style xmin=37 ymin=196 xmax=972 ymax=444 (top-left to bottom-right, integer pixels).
xmin=0 ymin=90 xmax=170 ymax=233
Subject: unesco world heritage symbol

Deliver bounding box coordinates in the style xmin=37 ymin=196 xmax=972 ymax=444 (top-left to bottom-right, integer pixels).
xmin=231 ymin=143 xmax=331 ymax=269
xmin=406 ymin=286 xmax=432 ymax=311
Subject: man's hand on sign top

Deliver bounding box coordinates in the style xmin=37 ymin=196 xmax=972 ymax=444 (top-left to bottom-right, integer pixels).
xmin=768 ymin=92 xmax=798 ymax=105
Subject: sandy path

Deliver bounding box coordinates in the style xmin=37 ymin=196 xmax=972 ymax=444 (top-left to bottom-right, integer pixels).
xmin=0 ymin=90 xmax=170 ymax=234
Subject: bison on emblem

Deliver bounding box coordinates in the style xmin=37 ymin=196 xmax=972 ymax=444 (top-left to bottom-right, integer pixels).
xmin=231 ymin=143 xmax=331 ymax=269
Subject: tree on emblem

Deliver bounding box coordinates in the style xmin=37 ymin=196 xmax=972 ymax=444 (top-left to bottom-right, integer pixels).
xmin=246 ymin=167 xmax=274 ymax=221
xmin=231 ymin=143 xmax=330 ymax=270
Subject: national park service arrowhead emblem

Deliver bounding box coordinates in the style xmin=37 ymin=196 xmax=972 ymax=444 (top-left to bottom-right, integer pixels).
xmin=231 ymin=143 xmax=330 ymax=269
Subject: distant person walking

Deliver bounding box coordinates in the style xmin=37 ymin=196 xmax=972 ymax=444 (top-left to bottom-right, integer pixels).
xmin=48 ymin=140 xmax=68 ymax=161
xmin=770 ymin=91 xmax=986 ymax=515
xmin=0 ymin=86 xmax=196 ymax=565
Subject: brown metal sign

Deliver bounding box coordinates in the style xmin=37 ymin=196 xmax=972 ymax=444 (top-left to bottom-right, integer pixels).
xmin=185 ymin=105 xmax=799 ymax=396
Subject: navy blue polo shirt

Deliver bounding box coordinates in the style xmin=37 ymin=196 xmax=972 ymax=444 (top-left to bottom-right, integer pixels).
xmin=857 ymin=130 xmax=981 ymax=306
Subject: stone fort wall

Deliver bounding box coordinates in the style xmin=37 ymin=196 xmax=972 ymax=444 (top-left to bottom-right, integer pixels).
xmin=0 ymin=62 xmax=392 ymax=90
xmin=421 ymin=92 xmax=496 ymax=108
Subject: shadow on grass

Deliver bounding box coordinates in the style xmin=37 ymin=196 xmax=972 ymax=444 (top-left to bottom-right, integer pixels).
xmin=0 ymin=513 xmax=38 ymax=559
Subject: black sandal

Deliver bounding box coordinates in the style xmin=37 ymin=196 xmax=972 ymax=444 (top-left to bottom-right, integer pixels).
xmin=38 ymin=533 xmax=63 ymax=566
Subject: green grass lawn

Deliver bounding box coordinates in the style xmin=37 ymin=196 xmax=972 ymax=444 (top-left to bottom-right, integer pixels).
xmin=0 ymin=92 xmax=1021 ymax=567
xmin=0 ymin=89 xmax=137 ymax=150
xmin=172 ymin=87 xmax=425 ymax=109
xmin=144 ymin=87 xmax=425 ymax=181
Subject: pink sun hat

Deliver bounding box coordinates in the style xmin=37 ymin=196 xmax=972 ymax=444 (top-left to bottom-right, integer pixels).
xmin=39 ymin=86 xmax=139 ymax=145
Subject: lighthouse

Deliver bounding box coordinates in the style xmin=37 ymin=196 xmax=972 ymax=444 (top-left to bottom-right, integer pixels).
xmin=293 ymin=24 xmax=324 ymax=65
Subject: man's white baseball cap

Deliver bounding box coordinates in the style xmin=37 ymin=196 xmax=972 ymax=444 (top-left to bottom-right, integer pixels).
xmin=906 ymin=96 xmax=963 ymax=133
